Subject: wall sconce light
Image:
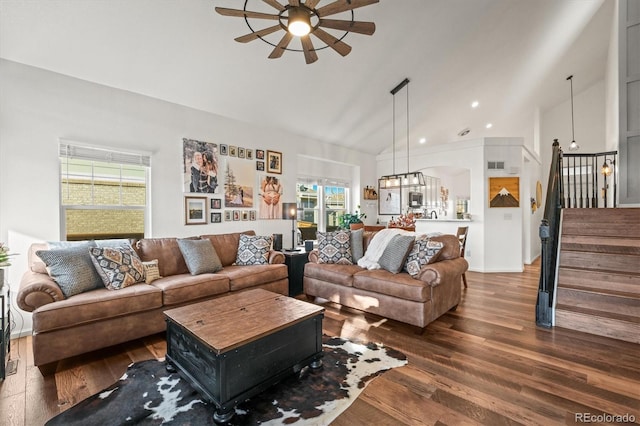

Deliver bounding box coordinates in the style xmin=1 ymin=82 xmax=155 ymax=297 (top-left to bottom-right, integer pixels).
xmin=600 ymin=158 xmax=614 ymax=177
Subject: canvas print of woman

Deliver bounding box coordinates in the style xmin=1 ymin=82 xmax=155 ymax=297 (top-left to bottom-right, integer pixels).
xmin=259 ymin=175 xmax=282 ymax=219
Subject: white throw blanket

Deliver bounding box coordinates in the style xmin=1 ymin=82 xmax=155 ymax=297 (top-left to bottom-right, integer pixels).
xmin=357 ymin=228 xmax=414 ymax=270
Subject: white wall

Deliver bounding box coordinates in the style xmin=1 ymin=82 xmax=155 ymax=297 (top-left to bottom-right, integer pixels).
xmin=0 ymin=59 xmax=376 ymax=335
xmin=540 ymin=79 xmax=608 ymax=177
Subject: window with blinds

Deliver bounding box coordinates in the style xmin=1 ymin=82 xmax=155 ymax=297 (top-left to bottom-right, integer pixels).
xmin=59 ymin=142 xmax=150 ymax=241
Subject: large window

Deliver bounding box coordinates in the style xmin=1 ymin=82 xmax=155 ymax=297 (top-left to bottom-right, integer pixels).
xmin=59 ymin=143 xmax=150 ymax=241
xmin=296 ymin=178 xmax=349 ymax=241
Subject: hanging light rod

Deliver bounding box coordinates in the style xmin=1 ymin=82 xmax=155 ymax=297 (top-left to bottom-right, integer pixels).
xmin=567 ymin=75 xmax=579 ymax=151
xmin=380 ymin=77 xmax=425 ymax=189
xmin=390 ymin=78 xmax=410 ymax=95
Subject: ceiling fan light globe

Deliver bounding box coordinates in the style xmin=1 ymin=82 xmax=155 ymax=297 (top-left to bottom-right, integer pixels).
xmin=288 ymin=7 xmax=311 ymax=36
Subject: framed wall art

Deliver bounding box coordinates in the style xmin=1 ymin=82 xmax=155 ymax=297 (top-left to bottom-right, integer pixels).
xmin=256 ymin=149 xmax=265 ymax=160
xmin=220 ymin=144 xmax=228 ymax=155
xmin=246 ymin=149 xmax=253 ymax=160
xmin=238 ymin=147 xmax=245 ymax=159
xmin=378 ymin=180 xmax=401 ymax=215
xmin=266 ymin=150 xmax=282 ymax=174
xmin=229 ymin=146 xmax=237 ymax=157
xmin=185 ymin=196 xmax=208 ymax=225
xmin=211 ymin=212 xmax=222 ymax=223
xmin=211 ymin=198 xmax=221 ymax=209
xmin=224 ymin=210 xmax=232 ymax=221
xmin=256 ymin=161 xmax=265 ymax=171
xmin=224 ymin=157 xmax=255 ymax=208
xmin=182 ymin=138 xmax=219 ymax=194
xmin=489 ymin=177 xmax=520 ymax=207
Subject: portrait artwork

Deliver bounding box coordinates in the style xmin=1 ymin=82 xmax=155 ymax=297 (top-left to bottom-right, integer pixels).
xmin=183 ymin=138 xmax=219 ymax=194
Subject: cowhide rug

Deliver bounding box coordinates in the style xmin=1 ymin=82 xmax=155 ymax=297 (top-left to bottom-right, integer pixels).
xmin=46 ymin=336 xmax=407 ymax=425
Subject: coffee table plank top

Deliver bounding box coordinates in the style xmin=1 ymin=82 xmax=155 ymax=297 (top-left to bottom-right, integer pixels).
xmin=164 ymin=289 xmax=323 ymax=354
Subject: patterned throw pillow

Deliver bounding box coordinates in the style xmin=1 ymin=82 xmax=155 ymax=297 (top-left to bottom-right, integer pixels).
xmin=317 ymin=230 xmax=353 ymax=265
xmin=378 ymin=234 xmax=415 ymax=273
xmin=236 ymin=235 xmax=273 ymax=266
xmin=36 ymin=242 xmax=103 ymax=298
xmin=404 ymin=236 xmax=444 ymax=278
xmin=142 ymin=259 xmax=162 ymax=284
xmin=89 ymin=246 xmax=145 ymax=290
xmin=177 ymin=238 xmax=223 ymax=275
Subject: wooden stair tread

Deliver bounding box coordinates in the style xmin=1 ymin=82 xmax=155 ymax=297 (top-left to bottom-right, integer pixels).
xmin=555 ymin=304 xmax=640 ymax=324
xmin=561 ymin=235 xmax=640 ymax=255
xmin=558 ymin=267 xmax=640 ymax=295
xmin=556 ymin=283 xmax=640 ymax=300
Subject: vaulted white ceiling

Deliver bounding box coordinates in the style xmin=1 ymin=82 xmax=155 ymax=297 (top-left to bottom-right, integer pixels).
xmin=0 ymin=0 xmax=614 ymax=155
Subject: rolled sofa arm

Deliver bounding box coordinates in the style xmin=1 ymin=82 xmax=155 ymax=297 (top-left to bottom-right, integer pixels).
xmin=307 ymin=249 xmax=319 ymax=263
xmin=268 ymin=250 xmax=285 ymax=264
xmin=417 ymin=257 xmax=469 ymax=287
xmin=17 ymin=270 xmax=65 ymax=312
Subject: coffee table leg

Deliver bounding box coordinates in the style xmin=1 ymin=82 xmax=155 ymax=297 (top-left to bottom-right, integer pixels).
xmin=165 ymin=361 xmax=176 ymax=373
xmin=213 ymin=407 xmax=235 ymax=423
xmin=310 ymin=357 xmax=323 ymax=369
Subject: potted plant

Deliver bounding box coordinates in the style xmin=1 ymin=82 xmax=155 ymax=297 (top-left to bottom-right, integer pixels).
xmin=338 ymin=207 xmax=367 ymax=230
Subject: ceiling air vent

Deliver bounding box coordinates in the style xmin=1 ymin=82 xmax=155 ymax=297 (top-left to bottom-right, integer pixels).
xmin=458 ymin=128 xmax=471 ymax=137
xmin=487 ymin=161 xmax=505 ymax=170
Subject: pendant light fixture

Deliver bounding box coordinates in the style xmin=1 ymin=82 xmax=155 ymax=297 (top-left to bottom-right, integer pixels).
xmin=380 ymin=78 xmax=426 ymax=188
xmin=567 ymin=75 xmax=579 ymax=151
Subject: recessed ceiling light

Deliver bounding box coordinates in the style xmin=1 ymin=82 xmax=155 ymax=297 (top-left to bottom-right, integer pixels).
xmin=471 ymin=101 xmax=479 ymax=108
xmin=486 ymin=123 xmax=493 ymax=129
xmin=419 ymin=137 xmax=427 ymax=144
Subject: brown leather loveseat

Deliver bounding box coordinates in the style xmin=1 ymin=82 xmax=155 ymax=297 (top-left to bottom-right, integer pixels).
xmin=304 ymin=231 xmax=467 ymax=330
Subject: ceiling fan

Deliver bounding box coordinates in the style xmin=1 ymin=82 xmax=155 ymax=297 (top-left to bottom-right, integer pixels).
xmin=215 ymin=0 xmax=379 ymax=64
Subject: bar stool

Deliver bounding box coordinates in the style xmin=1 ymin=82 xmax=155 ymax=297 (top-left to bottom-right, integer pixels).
xmin=456 ymin=226 xmax=469 ymax=288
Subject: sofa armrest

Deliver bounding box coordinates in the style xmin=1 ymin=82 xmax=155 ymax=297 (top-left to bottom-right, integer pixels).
xmin=17 ymin=270 xmax=65 ymax=312
xmin=269 ymin=250 xmax=285 ymax=264
xmin=416 ymin=257 xmax=469 ymax=287
xmin=307 ymin=249 xmax=320 ymax=264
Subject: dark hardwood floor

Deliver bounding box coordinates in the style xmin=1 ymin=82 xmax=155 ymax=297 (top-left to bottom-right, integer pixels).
xmin=1 ymin=260 xmax=639 ymax=425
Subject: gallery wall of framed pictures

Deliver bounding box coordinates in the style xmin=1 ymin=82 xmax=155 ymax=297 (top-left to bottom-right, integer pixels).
xmin=182 ymin=138 xmax=284 ymax=225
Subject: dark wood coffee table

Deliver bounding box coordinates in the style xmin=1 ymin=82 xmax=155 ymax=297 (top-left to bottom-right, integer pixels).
xmin=163 ymin=289 xmax=324 ymax=423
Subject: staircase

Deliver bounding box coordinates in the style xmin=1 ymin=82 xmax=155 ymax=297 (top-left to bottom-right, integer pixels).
xmin=555 ymin=208 xmax=640 ymax=343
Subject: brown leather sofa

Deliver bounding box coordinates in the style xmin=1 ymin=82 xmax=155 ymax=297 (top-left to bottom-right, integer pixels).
xmin=304 ymin=232 xmax=468 ymax=330
xmin=17 ymin=231 xmax=287 ymax=373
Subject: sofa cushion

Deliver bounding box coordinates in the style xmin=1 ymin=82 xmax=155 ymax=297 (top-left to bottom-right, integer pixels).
xmin=317 ymin=230 xmax=353 ymax=265
xmin=150 ymin=273 xmax=230 ymax=306
xmin=404 ymin=236 xmax=444 ymax=277
xmin=378 ymin=234 xmax=415 ymax=273
xmin=142 ymin=259 xmax=162 ymax=284
xmin=304 ymin=262 xmax=363 ymax=287
xmin=350 ymin=228 xmax=365 ymax=263
xmin=134 ymin=237 xmax=193 ymax=277
xmin=36 ymin=242 xmax=103 ymax=298
xmin=217 ymin=264 xmax=288 ymax=292
xmin=236 ymin=235 xmax=272 ymax=265
xmin=353 ymin=269 xmax=431 ymax=303
xmin=177 ymin=238 xmax=223 ymax=275
xmin=32 ymin=284 xmax=163 ymax=333
xmin=201 ymin=231 xmax=255 ymax=267
xmin=89 ymin=246 xmax=145 ymax=290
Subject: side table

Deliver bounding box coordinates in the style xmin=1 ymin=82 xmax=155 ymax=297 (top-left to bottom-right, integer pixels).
xmin=282 ymin=250 xmax=309 ymax=296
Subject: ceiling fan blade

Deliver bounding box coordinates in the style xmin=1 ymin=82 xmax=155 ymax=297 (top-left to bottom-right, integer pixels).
xmin=318 ymin=18 xmax=375 ymax=35
xmin=215 ymin=7 xmax=280 ymax=20
xmin=312 ymin=27 xmax=352 ymax=56
xmin=262 ymin=0 xmax=285 ymax=11
xmin=316 ymin=0 xmax=379 ymax=18
xmin=305 ymin=0 xmax=321 ymax=8
xmin=300 ymin=35 xmax=318 ymax=64
xmin=234 ymin=25 xmax=283 ymax=43
xmin=269 ymin=32 xmax=294 ymax=59
xmin=288 ymin=0 xmax=300 ymax=6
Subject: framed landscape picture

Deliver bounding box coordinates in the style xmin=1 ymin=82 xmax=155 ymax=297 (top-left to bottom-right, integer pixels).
xmin=266 ymin=150 xmax=282 ymax=174
xmin=185 ymin=196 xmax=207 ymax=225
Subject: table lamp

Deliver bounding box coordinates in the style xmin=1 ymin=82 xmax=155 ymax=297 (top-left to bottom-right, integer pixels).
xmin=282 ymin=202 xmax=298 ymax=251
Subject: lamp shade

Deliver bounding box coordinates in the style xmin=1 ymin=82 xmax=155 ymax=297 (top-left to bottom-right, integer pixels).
xmin=282 ymin=203 xmax=297 ymax=220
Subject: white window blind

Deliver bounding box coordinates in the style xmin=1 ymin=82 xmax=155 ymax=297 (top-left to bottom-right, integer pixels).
xmin=59 ymin=143 xmax=151 ymax=167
